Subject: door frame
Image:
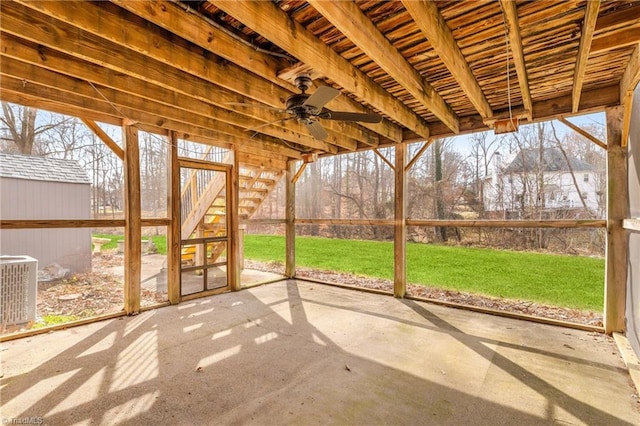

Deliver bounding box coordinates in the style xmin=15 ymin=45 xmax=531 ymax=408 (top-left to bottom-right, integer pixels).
xmin=177 ymin=157 xmax=235 ymax=301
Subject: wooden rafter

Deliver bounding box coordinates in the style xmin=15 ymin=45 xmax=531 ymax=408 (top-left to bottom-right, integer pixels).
xmin=400 ymin=0 xmax=491 ymax=122
xmin=109 ymin=0 xmax=374 ymax=148
xmin=310 ymin=0 xmax=459 ymax=133
xmin=0 ymin=33 xmax=311 ymax=156
xmin=499 ymin=0 xmax=533 ymax=120
xmin=208 ymin=0 xmax=431 ymax=138
xmin=111 ymin=0 xmax=400 ymax=144
xmin=6 ymin=1 xmax=345 ymax=153
xmin=572 ymin=0 xmax=601 ymax=113
xmin=595 ymin=4 xmax=640 ymax=32
xmin=591 ymin=27 xmax=640 ymax=54
xmin=620 ymin=43 xmax=640 ymax=148
xmin=558 ymin=117 xmax=606 ymax=150
xmin=0 ymin=59 xmax=309 ymax=156
xmin=1 ymin=59 xmax=300 ymax=158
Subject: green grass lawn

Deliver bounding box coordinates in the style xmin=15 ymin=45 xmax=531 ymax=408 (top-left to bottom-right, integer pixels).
xmin=243 ymin=234 xmax=604 ymax=311
xmin=92 ymin=233 xmax=604 ymax=311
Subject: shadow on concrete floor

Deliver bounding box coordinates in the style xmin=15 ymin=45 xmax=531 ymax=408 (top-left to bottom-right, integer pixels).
xmin=1 ymin=280 xmax=638 ymax=425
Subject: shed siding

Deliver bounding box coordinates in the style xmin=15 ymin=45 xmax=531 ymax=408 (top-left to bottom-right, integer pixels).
xmin=1 ymin=178 xmax=90 ymax=220
xmin=626 ymin=85 xmax=640 ymax=357
xmin=0 ymin=178 xmax=91 ymax=272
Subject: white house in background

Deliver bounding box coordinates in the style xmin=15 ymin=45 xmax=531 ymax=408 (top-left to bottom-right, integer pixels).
xmin=483 ymin=148 xmax=604 ymax=218
xmin=0 ymin=152 xmax=92 ymax=272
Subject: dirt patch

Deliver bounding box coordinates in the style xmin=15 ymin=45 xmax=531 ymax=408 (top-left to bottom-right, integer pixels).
xmin=37 ymin=253 xmax=167 ymax=320
xmin=245 ymin=260 xmax=603 ymax=327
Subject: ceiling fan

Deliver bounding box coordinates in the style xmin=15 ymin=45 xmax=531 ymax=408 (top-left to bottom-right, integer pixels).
xmin=228 ymin=74 xmax=382 ymax=141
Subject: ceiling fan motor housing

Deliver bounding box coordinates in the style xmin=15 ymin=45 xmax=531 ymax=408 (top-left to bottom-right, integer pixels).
xmin=286 ymin=93 xmax=319 ymax=123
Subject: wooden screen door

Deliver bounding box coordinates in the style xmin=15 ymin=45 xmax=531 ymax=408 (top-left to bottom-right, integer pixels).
xmin=178 ymin=158 xmax=232 ymax=297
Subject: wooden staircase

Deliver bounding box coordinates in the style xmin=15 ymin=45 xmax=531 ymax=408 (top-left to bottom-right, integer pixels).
xmin=180 ymin=158 xmax=282 ymax=266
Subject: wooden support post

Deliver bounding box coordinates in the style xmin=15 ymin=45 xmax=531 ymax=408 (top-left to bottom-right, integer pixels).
xmin=228 ymin=148 xmax=240 ymax=291
xmin=167 ymin=131 xmax=181 ymax=304
xmin=394 ymin=143 xmax=407 ymax=298
xmin=285 ymin=160 xmax=296 ymax=278
xmin=605 ymin=106 xmax=628 ymax=334
xmin=123 ymin=124 xmax=141 ymax=314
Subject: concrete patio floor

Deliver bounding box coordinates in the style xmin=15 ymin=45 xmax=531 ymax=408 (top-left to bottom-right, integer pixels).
xmin=1 ymin=280 xmax=638 ymax=425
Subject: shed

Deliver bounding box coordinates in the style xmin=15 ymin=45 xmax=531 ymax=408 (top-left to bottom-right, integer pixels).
xmin=0 ymin=152 xmax=92 ymax=273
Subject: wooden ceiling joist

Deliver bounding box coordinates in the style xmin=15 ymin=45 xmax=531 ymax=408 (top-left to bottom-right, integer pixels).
xmin=310 ymin=0 xmax=460 ymax=133
xmin=111 ymin=0 xmax=401 ymax=144
xmin=591 ymin=27 xmax=640 ymax=54
xmin=6 ymin=0 xmax=353 ymax=153
xmin=595 ymin=3 xmax=640 ymax=33
xmin=572 ymin=0 xmax=601 ymax=113
xmin=208 ymin=0 xmax=432 ymax=139
xmin=0 ymin=40 xmax=334 ymax=154
xmin=0 ymin=70 xmax=300 ymax=160
xmin=400 ymin=0 xmax=491 ymax=122
xmin=499 ymin=0 xmax=533 ymax=120
xmin=1 ymin=0 xmax=637 ymax=160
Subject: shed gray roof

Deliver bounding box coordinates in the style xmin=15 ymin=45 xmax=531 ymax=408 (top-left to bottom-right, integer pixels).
xmin=0 ymin=152 xmax=90 ymax=184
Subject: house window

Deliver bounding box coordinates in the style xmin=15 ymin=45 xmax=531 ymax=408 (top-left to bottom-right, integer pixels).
xmin=583 ymin=174 xmax=589 ymax=182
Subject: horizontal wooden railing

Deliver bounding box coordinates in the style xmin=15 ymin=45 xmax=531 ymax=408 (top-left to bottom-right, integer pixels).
xmin=293 ymin=218 xmax=606 ymax=228
xmin=623 ymin=218 xmax=640 ymax=232
xmin=1 ymin=219 xmax=170 ymax=229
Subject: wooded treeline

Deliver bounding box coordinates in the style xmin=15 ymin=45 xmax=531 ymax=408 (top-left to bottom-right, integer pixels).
xmin=256 ymin=119 xmax=606 ymax=254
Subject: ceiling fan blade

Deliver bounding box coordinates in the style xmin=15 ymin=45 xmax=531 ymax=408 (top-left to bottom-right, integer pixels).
xmin=303 ymin=86 xmax=340 ymax=109
xmin=304 ymin=120 xmax=328 ymax=140
xmin=225 ymin=102 xmax=286 ymax=113
xmin=320 ymin=110 xmax=383 ymax=123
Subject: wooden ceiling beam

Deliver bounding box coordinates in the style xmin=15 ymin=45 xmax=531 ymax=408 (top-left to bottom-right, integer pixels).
xmin=595 ymin=4 xmax=640 ymax=32
xmin=620 ymin=43 xmax=640 ymax=148
xmin=572 ymin=0 xmax=601 ymax=113
xmin=311 ymin=0 xmax=460 ymax=133
xmin=0 ymin=70 xmax=303 ymax=158
xmin=5 ymin=1 xmax=350 ymax=152
xmin=2 ymin=86 xmax=295 ymax=167
xmin=425 ymin=84 xmax=619 ymax=140
xmin=111 ymin=0 xmax=400 ymax=143
xmin=0 ymin=32 xmax=345 ymax=153
xmin=591 ymin=27 xmax=640 ymax=53
xmin=399 ymin=0 xmax=490 ymax=122
xmin=499 ymin=0 xmax=533 ymax=120
xmin=208 ymin=0 xmax=431 ymax=138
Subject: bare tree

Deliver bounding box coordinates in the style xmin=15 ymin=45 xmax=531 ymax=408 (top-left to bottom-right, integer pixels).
xmin=0 ymin=102 xmax=66 ymax=154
